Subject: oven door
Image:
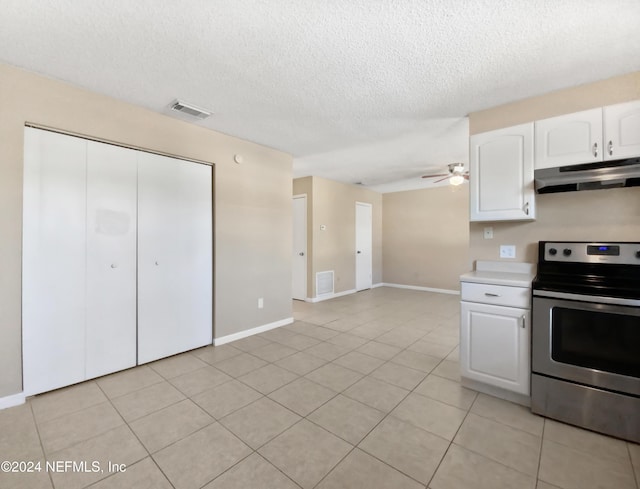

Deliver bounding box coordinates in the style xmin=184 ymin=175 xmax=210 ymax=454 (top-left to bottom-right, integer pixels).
xmin=532 ymin=292 xmax=640 ymax=396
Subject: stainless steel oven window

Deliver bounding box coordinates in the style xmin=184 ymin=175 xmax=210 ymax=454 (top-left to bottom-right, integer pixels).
xmin=550 ymin=306 xmax=640 ymax=378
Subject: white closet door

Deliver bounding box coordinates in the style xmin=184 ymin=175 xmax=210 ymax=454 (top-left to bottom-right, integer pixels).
xmin=85 ymin=141 xmax=137 ymax=379
xmin=137 ymin=152 xmax=213 ymax=364
xmin=23 ymin=128 xmax=87 ymax=395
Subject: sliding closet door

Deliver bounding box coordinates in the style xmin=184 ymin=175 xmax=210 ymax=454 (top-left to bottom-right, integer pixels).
xmin=137 ymin=152 xmax=213 ymax=364
xmin=85 ymin=141 xmax=137 ymax=378
xmin=22 ymin=128 xmax=87 ymax=395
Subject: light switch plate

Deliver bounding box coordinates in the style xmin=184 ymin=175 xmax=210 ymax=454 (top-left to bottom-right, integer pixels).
xmin=483 ymin=227 xmax=493 ymax=239
xmin=500 ymin=245 xmax=516 ymax=259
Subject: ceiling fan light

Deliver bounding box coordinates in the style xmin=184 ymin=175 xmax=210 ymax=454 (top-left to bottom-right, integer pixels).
xmin=450 ymin=174 xmax=464 ymax=186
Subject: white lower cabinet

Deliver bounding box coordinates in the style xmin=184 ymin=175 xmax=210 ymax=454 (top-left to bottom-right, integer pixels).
xmin=460 ymin=300 xmax=530 ymax=396
xmin=22 ymin=127 xmax=212 ymax=396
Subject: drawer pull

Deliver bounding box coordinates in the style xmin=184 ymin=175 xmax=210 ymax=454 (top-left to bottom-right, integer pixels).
xmin=520 ymin=315 xmax=526 ymax=328
xmin=484 ymin=292 xmax=500 ymax=297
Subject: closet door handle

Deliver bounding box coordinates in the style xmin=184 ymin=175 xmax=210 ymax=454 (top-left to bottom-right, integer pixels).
xmin=592 ymin=142 xmax=598 ymax=157
xmin=608 ymin=140 xmax=613 ymax=156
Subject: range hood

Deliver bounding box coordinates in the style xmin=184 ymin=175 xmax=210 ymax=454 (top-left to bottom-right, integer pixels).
xmin=535 ymin=158 xmax=640 ymax=194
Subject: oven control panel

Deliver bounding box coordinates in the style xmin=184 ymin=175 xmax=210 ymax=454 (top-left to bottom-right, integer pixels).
xmin=543 ymin=242 xmax=640 ymax=264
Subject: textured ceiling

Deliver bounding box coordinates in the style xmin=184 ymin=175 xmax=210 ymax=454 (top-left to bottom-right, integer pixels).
xmin=1 ymin=1 xmax=639 ymax=192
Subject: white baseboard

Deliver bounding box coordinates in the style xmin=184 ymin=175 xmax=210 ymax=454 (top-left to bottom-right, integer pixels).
xmin=372 ymin=283 xmax=384 ymax=288
xmin=214 ymin=317 xmax=294 ymax=346
xmin=382 ymin=283 xmax=460 ymax=295
xmin=0 ymin=392 xmax=26 ymax=410
xmin=305 ymin=288 xmax=357 ymax=303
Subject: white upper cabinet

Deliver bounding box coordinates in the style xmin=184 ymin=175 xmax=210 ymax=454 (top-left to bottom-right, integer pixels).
xmin=535 ymin=108 xmax=603 ymax=170
xmin=535 ymin=100 xmax=640 ymax=169
xmin=603 ymin=100 xmax=640 ymax=160
xmin=470 ymin=122 xmax=535 ymax=222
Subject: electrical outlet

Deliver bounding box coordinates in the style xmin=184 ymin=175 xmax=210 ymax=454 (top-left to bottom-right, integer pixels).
xmin=483 ymin=227 xmax=493 ymax=239
xmin=500 ymin=245 xmax=516 ymax=259
xmin=258 ymin=298 xmax=264 ymax=309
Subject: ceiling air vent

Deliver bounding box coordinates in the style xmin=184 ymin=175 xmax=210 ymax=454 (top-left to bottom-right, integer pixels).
xmin=169 ymin=100 xmax=212 ymax=120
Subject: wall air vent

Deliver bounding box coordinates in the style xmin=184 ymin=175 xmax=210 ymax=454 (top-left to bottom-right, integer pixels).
xmin=316 ymin=271 xmax=335 ymax=296
xmin=169 ymin=100 xmax=212 ymax=120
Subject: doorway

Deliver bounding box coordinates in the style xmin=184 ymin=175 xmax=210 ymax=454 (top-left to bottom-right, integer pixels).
xmin=355 ymin=202 xmax=372 ymax=291
xmin=292 ymin=195 xmax=307 ymax=300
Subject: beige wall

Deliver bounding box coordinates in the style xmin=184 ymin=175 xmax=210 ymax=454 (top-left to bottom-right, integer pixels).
xmin=469 ymin=72 xmax=640 ymax=264
xmin=293 ymin=176 xmax=382 ymax=298
xmin=382 ymin=185 xmax=470 ymax=291
xmin=0 ymin=62 xmax=293 ymax=398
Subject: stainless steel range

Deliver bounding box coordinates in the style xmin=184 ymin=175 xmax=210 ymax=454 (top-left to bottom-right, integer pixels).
xmin=531 ymin=241 xmax=640 ymax=443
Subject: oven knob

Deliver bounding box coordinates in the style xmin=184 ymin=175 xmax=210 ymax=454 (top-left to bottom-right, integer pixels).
xmin=636 ymin=250 xmax=640 ymax=259
xmin=549 ymin=248 xmax=557 ymax=256
xmin=563 ymin=248 xmax=572 ymax=256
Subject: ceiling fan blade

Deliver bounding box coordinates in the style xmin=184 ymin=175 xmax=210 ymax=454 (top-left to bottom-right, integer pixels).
xmin=434 ymin=175 xmax=451 ymax=183
xmin=421 ymin=173 xmax=448 ymax=179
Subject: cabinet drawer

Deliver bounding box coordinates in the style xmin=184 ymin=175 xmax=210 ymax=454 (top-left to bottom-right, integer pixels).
xmin=461 ymin=282 xmax=530 ymax=308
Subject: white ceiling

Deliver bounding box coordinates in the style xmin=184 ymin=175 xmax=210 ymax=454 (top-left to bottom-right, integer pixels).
xmin=1 ymin=1 xmax=639 ymax=192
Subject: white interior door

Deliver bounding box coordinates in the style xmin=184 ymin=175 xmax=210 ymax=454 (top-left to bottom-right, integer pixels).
xmin=292 ymin=195 xmax=307 ymax=300
xmin=23 ymin=128 xmax=87 ymax=395
xmin=85 ymin=141 xmax=137 ymax=379
xmin=137 ymin=152 xmax=213 ymax=364
xmin=355 ymin=202 xmax=373 ymax=291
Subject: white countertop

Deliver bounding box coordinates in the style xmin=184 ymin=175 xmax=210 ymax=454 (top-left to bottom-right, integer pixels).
xmin=460 ymin=260 xmax=535 ymax=288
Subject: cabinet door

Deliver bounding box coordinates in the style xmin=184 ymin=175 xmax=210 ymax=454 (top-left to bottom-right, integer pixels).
xmin=469 ymin=123 xmax=535 ymax=222
xmin=85 ymin=141 xmax=137 ymax=379
xmin=137 ymin=152 xmax=213 ymax=364
xmin=22 ymin=128 xmax=87 ymax=395
xmin=534 ymin=108 xmax=603 ymax=169
xmin=604 ymin=100 xmax=640 ymax=160
xmin=460 ymin=301 xmax=530 ymax=395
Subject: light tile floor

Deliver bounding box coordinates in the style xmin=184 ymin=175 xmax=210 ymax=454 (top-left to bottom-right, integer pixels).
xmin=1 ymin=287 xmax=638 ymax=489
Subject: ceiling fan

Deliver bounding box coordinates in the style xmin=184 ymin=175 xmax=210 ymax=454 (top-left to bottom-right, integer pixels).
xmin=421 ymin=163 xmax=469 ymax=185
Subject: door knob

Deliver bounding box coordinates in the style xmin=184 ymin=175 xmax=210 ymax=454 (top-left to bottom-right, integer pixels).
xmin=299 ymin=252 xmax=304 ymax=256
xmin=155 ymin=261 xmax=159 ymax=266
xmin=357 ymin=251 xmax=362 ymax=254
xmin=110 ymin=263 xmax=118 ymax=268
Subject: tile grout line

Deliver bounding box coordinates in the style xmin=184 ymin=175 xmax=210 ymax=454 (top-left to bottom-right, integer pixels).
xmin=227 ymin=313 xmax=424 ymax=488
xmin=535 ymin=418 xmax=547 ymax=488
xmin=91 ymin=378 xmax=179 ymax=489
xmin=627 ymin=442 xmax=640 ymax=489
xmin=16 ymin=292 xmax=469 ymax=489
xmin=306 ymin=330 xmax=455 ymax=489
xmin=27 ymin=400 xmax=57 ymax=489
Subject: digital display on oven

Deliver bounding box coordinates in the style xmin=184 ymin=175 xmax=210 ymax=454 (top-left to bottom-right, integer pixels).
xmin=587 ymin=245 xmax=620 ymax=256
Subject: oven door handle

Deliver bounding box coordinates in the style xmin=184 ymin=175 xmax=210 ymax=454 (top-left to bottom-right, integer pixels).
xmin=533 ymin=289 xmax=640 ymax=307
